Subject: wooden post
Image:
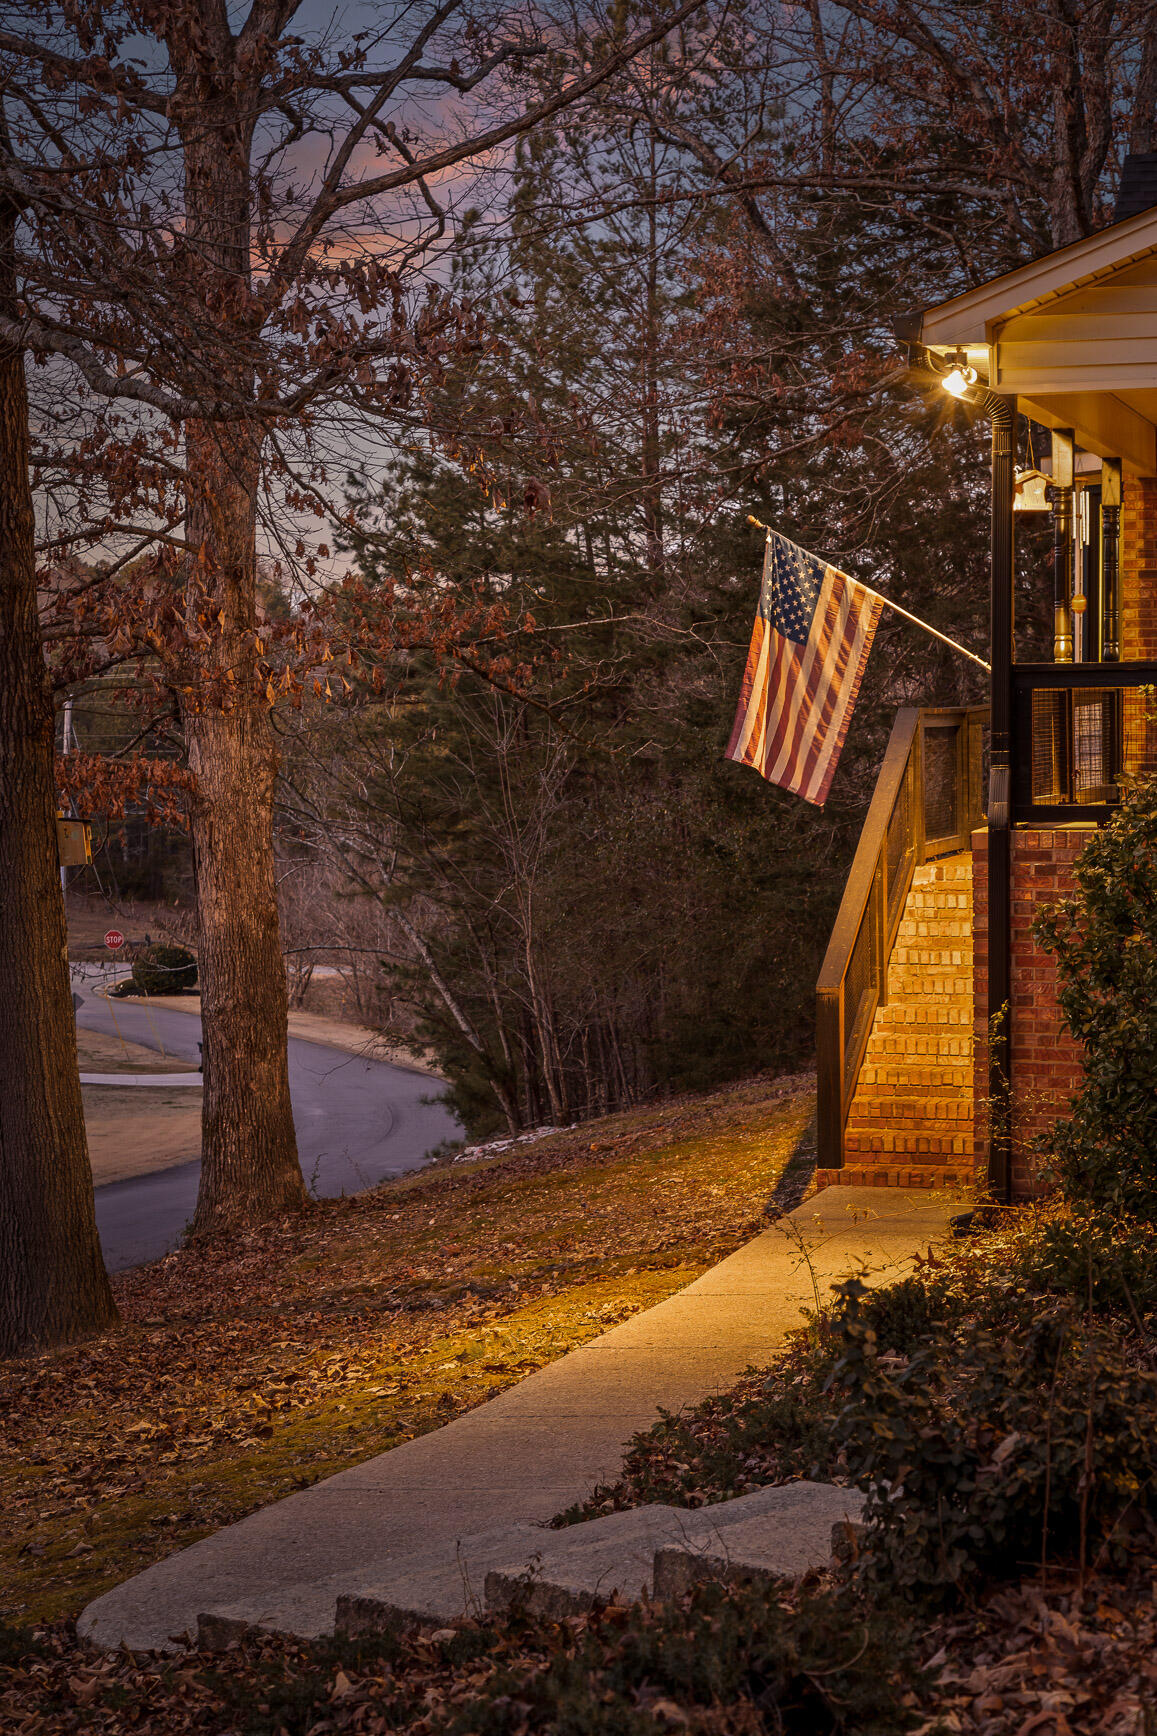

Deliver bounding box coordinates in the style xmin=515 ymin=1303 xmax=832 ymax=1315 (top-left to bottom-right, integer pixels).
xmin=1101 ymin=458 xmax=1122 ymax=662
xmin=815 ymin=987 xmax=844 ymax=1171
xmin=1051 ymin=430 xmax=1075 ymax=663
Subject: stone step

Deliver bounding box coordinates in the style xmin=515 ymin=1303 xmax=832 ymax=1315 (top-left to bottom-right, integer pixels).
xmin=882 ymin=974 xmax=972 ymax=1000
xmin=331 ymin=1510 xmax=696 ymax=1636
xmin=198 ymin=1522 xmax=548 ymax=1646
xmin=886 ymin=949 xmax=972 ymax=970
xmin=871 ymin=1035 xmax=972 ymax=1058
xmin=912 ymin=860 xmax=972 ymax=882
xmin=653 ymin=1508 xmax=865 ymax=1597
xmin=889 ymin=947 xmax=971 ymax=967
xmin=483 ymin=1483 xmax=867 ymax=1618
xmin=859 ymin=1050 xmax=971 ymax=1072
xmin=891 ymin=928 xmax=971 ymax=947
xmin=840 ymin=848 xmax=976 ymax=1186
xmin=273 ymin=1485 xmax=872 ymax=1639
xmin=335 ymin=1523 xmax=559 ymax=1637
xmin=483 ymin=1504 xmax=699 ymax=1619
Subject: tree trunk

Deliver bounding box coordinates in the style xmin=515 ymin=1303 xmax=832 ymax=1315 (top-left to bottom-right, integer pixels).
xmin=1048 ymin=0 xmax=1093 ymax=245
xmin=172 ymin=27 xmax=305 ymax=1236
xmin=0 ymin=193 xmax=117 ymax=1353
xmin=640 ymin=143 xmax=665 ymax=584
xmin=185 ymin=686 xmax=304 ymax=1236
xmin=180 ymin=424 xmax=304 ymax=1237
xmin=392 ymin=905 xmax=520 ymax=1134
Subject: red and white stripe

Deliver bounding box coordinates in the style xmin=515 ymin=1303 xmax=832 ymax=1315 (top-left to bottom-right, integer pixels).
xmin=727 ymin=564 xmax=881 ymax=806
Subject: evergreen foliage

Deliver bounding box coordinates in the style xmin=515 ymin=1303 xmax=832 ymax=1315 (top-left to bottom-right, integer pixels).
xmin=1034 ymin=783 xmax=1157 ymax=1221
xmin=284 ymin=103 xmax=1029 ymax=1138
xmin=130 ymin=942 xmax=197 ymax=996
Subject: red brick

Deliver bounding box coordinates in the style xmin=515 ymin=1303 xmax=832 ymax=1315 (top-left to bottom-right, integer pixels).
xmin=974 ymin=827 xmax=1085 ymax=1199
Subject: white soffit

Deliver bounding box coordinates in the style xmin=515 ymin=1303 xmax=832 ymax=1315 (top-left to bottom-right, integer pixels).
xmin=916 ymin=215 xmax=1157 ymax=472
xmin=919 ymin=207 xmax=1157 ymax=346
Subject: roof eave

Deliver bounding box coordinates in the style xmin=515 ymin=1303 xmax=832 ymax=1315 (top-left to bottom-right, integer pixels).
xmin=906 ymin=206 xmax=1157 ymax=348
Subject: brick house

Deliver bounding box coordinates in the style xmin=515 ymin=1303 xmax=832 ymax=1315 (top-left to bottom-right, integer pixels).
xmin=814 ymin=162 xmax=1157 ymax=1203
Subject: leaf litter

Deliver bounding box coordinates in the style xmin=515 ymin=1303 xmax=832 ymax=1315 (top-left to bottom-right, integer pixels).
xmin=1 ymin=1071 xmax=814 ymax=1626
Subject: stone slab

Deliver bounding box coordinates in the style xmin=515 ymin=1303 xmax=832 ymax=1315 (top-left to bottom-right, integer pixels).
xmin=484 ymin=1483 xmax=867 ymax=1617
xmin=652 ymin=1485 xmax=867 ymax=1598
xmin=198 ymin=1524 xmax=546 ymax=1646
xmin=483 ymin=1505 xmax=699 ymax=1619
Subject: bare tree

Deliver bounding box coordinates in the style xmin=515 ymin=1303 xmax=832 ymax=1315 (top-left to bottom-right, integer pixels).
xmin=0 ymin=174 xmax=116 ymax=1354
xmin=0 ymin=0 xmax=710 ymax=1284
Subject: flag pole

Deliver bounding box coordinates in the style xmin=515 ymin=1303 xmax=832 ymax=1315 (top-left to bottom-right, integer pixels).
xmin=746 ymin=516 xmax=992 ymax=673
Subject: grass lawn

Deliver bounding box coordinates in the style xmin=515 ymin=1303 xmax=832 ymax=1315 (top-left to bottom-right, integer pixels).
xmin=1 ymin=1071 xmax=814 ymax=1627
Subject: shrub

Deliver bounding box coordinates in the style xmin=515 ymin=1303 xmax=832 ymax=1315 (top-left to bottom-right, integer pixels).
xmin=447 ymin=1581 xmax=926 ymax=1736
xmin=830 ymin=1278 xmax=1157 ymax=1600
xmin=130 ymin=941 xmax=197 ymax=995
xmin=842 ymin=1269 xmax=966 ymax=1356
xmin=1011 ymin=1209 xmax=1157 ymax=1323
xmin=1033 ymin=782 xmax=1157 ymax=1220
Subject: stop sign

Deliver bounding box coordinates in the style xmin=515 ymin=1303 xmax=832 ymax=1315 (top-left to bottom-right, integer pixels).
xmin=104 ymin=929 xmax=125 ymax=951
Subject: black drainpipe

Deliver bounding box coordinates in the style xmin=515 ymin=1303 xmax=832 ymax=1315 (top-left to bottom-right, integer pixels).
xmin=981 ymin=391 xmax=1015 ymax=1205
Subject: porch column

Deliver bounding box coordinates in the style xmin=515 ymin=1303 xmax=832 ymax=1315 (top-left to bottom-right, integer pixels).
xmin=983 ymin=392 xmax=1015 ymax=1204
xmin=1051 ymin=430 xmax=1075 ymax=662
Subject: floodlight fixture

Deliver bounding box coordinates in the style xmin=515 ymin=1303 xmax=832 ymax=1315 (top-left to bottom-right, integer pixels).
xmin=942 ymin=350 xmax=978 ymax=398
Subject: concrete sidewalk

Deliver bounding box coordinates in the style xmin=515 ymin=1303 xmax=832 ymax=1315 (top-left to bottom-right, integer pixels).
xmin=80 ymin=1072 xmax=203 ymax=1087
xmin=79 ymin=1184 xmax=964 ymax=1652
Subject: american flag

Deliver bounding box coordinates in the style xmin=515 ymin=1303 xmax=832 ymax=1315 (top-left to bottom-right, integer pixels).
xmin=726 ymin=530 xmax=882 ymax=806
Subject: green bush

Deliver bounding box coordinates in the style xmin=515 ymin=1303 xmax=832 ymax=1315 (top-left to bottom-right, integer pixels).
xmin=130 ymin=941 xmax=197 ymax=996
xmin=1010 ymin=1209 xmax=1157 ymax=1322
xmin=1033 ymin=782 xmax=1157 ymax=1220
xmin=429 ymin=1582 xmax=925 ymax=1735
xmin=830 ymin=1278 xmax=1157 ymax=1600
xmin=844 ymin=1269 xmax=966 ymax=1355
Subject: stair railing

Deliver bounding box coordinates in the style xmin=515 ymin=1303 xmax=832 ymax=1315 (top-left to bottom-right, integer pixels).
xmin=816 ymin=706 xmax=988 ymax=1170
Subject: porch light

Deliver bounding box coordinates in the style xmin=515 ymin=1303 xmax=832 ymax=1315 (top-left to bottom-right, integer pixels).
xmin=942 ymin=361 xmax=978 ymax=398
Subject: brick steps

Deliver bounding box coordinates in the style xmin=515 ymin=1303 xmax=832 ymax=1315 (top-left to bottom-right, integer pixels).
xmin=843 ymin=1131 xmax=973 ymax=1159
xmin=847 ymin=1097 xmax=971 ymax=1125
xmin=868 ymin=999 xmax=965 ymax=1020
xmin=816 ymin=1165 xmax=974 ymax=1191
xmin=829 ymin=852 xmax=977 ymax=1179
xmin=859 ymin=1061 xmax=971 ymax=1085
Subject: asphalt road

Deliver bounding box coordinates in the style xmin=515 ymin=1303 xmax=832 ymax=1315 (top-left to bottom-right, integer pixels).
xmin=73 ymin=974 xmax=460 ymax=1272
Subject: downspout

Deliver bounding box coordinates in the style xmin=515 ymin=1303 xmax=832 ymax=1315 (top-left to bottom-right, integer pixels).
xmin=981 ymin=391 xmax=1015 ymax=1205
xmin=892 ymin=314 xmax=1016 ymax=1202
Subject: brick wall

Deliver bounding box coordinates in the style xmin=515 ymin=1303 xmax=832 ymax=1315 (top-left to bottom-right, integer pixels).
xmin=972 ymin=826 xmax=1088 ymax=1199
xmin=965 ymin=474 xmax=1157 ymax=1197
xmin=1119 ymin=477 xmax=1157 ymax=782
xmin=1120 ymin=475 xmax=1157 ymax=661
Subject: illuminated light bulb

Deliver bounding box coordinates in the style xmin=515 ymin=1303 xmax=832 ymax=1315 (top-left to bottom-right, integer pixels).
xmin=942 ymin=364 xmax=978 ymax=398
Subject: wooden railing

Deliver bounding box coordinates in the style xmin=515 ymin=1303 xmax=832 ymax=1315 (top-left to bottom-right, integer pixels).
xmin=815 ymin=706 xmax=988 ymax=1170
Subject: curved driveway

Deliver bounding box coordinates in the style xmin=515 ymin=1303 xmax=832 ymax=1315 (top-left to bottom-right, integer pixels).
xmin=73 ymin=975 xmax=460 ymax=1272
